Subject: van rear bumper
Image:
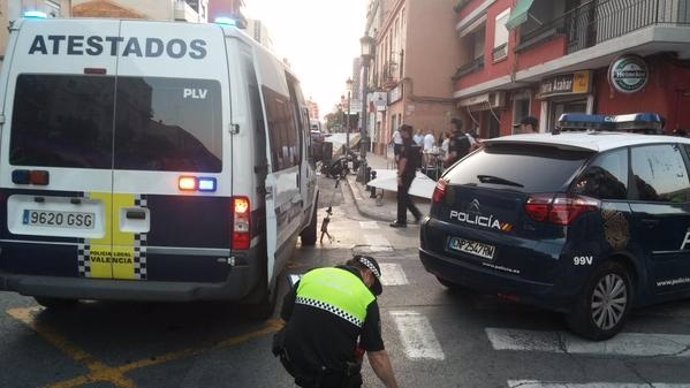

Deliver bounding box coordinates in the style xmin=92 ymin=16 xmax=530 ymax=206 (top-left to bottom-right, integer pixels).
xmin=0 ymin=263 xmax=260 ymax=302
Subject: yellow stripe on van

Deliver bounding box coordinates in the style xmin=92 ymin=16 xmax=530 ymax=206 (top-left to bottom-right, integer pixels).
xmin=111 ymin=194 xmax=137 ymax=280
xmin=86 ymin=192 xmax=113 ymax=279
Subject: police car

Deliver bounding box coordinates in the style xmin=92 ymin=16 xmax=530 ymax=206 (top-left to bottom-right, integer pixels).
xmin=420 ymin=113 xmax=690 ymax=340
xmin=0 ymin=15 xmax=319 ymax=317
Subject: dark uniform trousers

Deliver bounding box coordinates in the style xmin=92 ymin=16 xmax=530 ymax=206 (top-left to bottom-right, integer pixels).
xmin=397 ymin=171 xmax=422 ymax=224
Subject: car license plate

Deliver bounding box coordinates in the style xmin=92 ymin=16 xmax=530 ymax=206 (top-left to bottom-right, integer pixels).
xmin=448 ymin=237 xmax=495 ymax=260
xmin=22 ymin=209 xmax=95 ymax=229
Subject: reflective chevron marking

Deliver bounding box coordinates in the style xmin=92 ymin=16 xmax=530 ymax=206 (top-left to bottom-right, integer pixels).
xmin=391 ymin=311 xmax=445 ymax=360
xmin=487 ymin=328 xmax=690 ymax=357
xmin=379 ymin=263 xmax=408 ymax=286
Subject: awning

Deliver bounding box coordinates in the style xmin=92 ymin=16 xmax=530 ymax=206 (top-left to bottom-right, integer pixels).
xmin=505 ymin=0 xmax=535 ymax=30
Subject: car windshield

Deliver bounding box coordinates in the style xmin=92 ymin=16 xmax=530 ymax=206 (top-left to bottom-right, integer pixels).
xmin=444 ymin=143 xmax=594 ymax=192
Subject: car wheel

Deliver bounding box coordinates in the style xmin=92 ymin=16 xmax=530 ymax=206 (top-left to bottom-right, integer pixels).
xmin=436 ymin=276 xmax=465 ymax=290
xmin=34 ymin=297 xmax=77 ymax=309
xmin=300 ymin=198 xmax=318 ymax=246
xmin=566 ymin=261 xmax=632 ymax=341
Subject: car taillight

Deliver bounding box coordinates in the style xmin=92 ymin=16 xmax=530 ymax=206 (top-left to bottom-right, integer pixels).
xmin=524 ymin=193 xmax=600 ymax=226
xmin=432 ymin=179 xmax=448 ymax=204
xmin=232 ymin=196 xmax=251 ymax=250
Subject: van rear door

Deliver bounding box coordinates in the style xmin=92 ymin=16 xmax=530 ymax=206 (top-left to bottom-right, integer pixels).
xmin=0 ymin=19 xmax=119 ymax=280
xmin=110 ymin=21 xmax=230 ymax=283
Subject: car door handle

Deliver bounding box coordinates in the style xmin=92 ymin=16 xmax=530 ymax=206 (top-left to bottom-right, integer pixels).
xmin=641 ymin=218 xmax=660 ymax=227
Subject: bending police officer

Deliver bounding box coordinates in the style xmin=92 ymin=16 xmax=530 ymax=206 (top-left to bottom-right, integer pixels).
xmin=275 ymin=255 xmax=399 ymax=388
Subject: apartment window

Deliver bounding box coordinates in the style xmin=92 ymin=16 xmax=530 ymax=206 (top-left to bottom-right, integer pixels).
xmin=44 ymin=0 xmax=61 ymax=17
xmin=473 ymin=29 xmax=485 ymax=60
xmin=493 ymin=9 xmax=510 ymax=62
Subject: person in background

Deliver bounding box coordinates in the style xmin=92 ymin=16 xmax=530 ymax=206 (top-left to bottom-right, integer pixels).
xmin=423 ymin=129 xmax=435 ymax=153
xmin=389 ymin=127 xmax=403 ymax=162
xmin=275 ymin=255 xmax=399 ymax=388
xmin=440 ymin=131 xmax=451 ymax=160
xmin=391 ymin=124 xmax=422 ymax=228
xmin=513 ymin=116 xmax=539 ymax=134
xmin=413 ymin=129 xmax=424 ymax=146
xmin=444 ymin=118 xmax=472 ymax=168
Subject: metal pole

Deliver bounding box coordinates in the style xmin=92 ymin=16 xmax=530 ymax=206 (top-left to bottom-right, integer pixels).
xmin=346 ymin=90 xmax=351 ymax=154
xmin=357 ymin=57 xmax=370 ymax=182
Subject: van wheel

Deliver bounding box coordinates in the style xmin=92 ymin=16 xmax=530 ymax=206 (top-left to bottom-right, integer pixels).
xmin=34 ymin=297 xmax=77 ymax=309
xmin=566 ymin=261 xmax=632 ymax=341
xmin=300 ymin=200 xmax=318 ymax=246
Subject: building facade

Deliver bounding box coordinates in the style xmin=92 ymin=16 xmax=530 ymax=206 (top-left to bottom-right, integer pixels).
xmin=1 ymin=0 xmax=72 ymax=65
xmin=245 ymin=18 xmax=273 ymax=51
xmin=71 ymin=0 xmax=208 ymax=22
xmin=453 ymin=0 xmax=690 ymax=137
xmin=367 ymin=0 xmax=461 ymax=155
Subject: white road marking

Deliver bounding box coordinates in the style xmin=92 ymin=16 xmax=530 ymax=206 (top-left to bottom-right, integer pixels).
xmin=379 ymin=263 xmax=408 ymax=286
xmin=359 ymin=221 xmax=380 ymax=229
xmin=365 ymin=234 xmax=393 ymax=252
xmin=487 ymin=328 xmax=690 ymax=357
xmin=508 ymin=380 xmax=688 ymax=388
xmin=391 ymin=311 xmax=445 ymax=360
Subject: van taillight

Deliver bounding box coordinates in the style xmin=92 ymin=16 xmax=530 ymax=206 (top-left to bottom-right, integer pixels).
xmin=524 ymin=194 xmax=600 ymax=226
xmin=232 ymin=197 xmax=251 ymax=250
xmin=432 ymin=179 xmax=448 ymax=204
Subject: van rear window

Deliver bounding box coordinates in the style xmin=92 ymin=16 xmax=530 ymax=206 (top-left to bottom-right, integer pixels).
xmin=10 ymin=74 xmax=222 ymax=172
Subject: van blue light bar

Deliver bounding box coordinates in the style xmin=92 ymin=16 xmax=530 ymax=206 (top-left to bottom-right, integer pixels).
xmin=24 ymin=11 xmax=49 ymax=19
xmin=557 ymin=112 xmax=664 ymax=133
xmin=214 ymin=17 xmax=237 ymax=26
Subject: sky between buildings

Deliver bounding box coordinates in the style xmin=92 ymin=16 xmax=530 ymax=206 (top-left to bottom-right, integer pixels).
xmin=244 ymin=0 xmax=367 ymax=121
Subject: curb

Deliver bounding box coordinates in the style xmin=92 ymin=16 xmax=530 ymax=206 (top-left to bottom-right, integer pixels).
xmin=345 ymin=176 xmax=392 ymax=223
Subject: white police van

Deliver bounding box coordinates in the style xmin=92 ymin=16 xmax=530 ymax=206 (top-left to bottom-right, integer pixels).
xmin=0 ymin=16 xmax=319 ymax=317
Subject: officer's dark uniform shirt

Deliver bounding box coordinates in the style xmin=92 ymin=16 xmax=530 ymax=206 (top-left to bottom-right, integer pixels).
xmin=447 ymin=131 xmax=471 ymax=165
xmin=280 ymin=266 xmax=384 ymax=375
xmin=399 ymin=138 xmax=421 ymax=178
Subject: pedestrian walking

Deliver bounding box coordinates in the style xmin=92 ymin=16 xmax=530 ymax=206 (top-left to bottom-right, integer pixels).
xmin=413 ymin=129 xmax=424 ymax=146
xmin=390 ymin=124 xmax=422 ymax=228
xmin=274 ymin=255 xmax=399 ymax=388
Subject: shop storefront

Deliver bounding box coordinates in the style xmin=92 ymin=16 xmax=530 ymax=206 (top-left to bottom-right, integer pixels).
xmin=538 ymin=70 xmax=594 ymax=131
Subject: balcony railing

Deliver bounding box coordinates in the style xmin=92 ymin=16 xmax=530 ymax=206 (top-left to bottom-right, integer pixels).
xmin=519 ymin=0 xmax=690 ymax=55
xmin=452 ymin=56 xmax=485 ymax=80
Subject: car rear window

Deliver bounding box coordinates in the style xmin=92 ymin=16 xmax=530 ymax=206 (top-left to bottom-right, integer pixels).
xmin=444 ymin=143 xmax=594 ymax=192
xmin=10 ymin=74 xmax=222 ymax=172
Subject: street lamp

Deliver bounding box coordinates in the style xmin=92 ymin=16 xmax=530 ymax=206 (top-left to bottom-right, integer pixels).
xmin=357 ymin=34 xmax=375 ymax=182
xmin=346 ymin=78 xmax=353 ymax=154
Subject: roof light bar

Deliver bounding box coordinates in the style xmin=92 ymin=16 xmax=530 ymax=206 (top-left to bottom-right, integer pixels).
xmin=556 ymin=112 xmax=664 ymax=134
xmin=214 ymin=17 xmax=237 ymax=26
xmin=24 ymin=11 xmax=48 ymax=19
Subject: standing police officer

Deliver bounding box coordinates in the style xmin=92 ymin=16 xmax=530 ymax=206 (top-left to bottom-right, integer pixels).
xmin=390 ymin=124 xmax=422 ymax=228
xmin=275 ymin=255 xmax=399 ymax=388
xmin=444 ymin=117 xmax=474 ymax=168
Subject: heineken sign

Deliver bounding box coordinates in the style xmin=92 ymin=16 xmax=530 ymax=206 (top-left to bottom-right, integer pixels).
xmin=609 ymin=55 xmax=649 ymax=94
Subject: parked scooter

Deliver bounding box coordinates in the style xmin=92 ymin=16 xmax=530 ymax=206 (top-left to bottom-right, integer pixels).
xmin=321 ymin=150 xmax=360 ymax=179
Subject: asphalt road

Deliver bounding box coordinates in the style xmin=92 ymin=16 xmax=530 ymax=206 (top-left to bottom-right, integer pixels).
xmin=1 ymin=176 xmax=690 ymax=387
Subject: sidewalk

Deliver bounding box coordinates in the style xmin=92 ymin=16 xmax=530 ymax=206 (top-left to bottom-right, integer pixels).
xmin=344 ymin=151 xmax=432 ymax=223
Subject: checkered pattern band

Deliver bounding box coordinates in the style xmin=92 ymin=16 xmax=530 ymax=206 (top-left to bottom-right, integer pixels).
xmin=296 ymin=296 xmax=364 ymax=327
xmin=133 ymin=195 xmax=148 ymax=280
xmin=358 ymin=257 xmax=380 ymax=279
xmin=77 ymin=240 xmax=91 ymax=277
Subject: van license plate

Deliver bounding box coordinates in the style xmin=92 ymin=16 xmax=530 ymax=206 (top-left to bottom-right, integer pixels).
xmin=448 ymin=237 xmax=495 ymax=260
xmin=22 ymin=210 xmax=95 ymax=229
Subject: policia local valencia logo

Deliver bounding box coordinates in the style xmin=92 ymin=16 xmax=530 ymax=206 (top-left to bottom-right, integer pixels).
xmin=608 ymin=54 xmax=649 ymax=94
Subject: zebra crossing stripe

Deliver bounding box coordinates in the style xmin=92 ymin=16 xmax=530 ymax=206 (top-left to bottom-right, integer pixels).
xmin=391 ymin=311 xmax=445 ymax=360
xmin=379 ymin=263 xmax=408 ymax=286
xmin=487 ymin=328 xmax=690 ymax=357
xmin=359 ymin=221 xmax=380 ymax=229
xmin=364 ymin=234 xmax=393 ymax=252
xmin=508 ymin=380 xmax=689 ymax=388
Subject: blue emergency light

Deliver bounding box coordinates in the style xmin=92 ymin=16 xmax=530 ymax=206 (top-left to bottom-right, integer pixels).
xmin=23 ymin=11 xmax=48 ymax=19
xmin=214 ymin=17 xmax=237 ymax=26
xmin=556 ymin=112 xmax=665 ymax=134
